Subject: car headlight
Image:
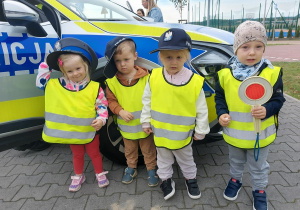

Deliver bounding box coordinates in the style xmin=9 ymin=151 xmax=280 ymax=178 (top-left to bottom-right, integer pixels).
xmin=191 ymin=48 xmax=232 ymax=90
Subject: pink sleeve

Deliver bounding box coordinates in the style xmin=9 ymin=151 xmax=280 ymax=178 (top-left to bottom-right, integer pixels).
xmin=36 ymin=62 xmax=51 ymax=90
xmin=95 ymin=87 xmax=109 ymax=125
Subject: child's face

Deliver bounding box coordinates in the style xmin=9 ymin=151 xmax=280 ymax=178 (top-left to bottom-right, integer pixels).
xmin=113 ymin=45 xmax=137 ymax=76
xmin=159 ymin=50 xmax=187 ymax=75
xmin=236 ymin=41 xmax=265 ymax=66
xmin=61 ymin=55 xmax=87 ymax=83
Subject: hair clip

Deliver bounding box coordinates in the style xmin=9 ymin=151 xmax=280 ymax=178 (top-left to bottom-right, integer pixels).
xmin=58 ymin=58 xmax=63 ymax=67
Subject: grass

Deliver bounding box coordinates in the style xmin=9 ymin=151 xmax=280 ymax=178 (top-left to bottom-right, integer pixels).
xmin=272 ymin=62 xmax=300 ymax=100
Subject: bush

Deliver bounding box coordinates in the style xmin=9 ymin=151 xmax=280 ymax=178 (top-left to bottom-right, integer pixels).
xmin=287 ymin=26 xmax=293 ymax=38
xmin=295 ymin=27 xmax=300 ymax=38
xmin=279 ymin=29 xmax=284 ymax=38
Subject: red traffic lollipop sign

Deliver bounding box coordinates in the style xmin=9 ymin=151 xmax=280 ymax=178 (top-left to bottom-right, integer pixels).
xmin=238 ymin=76 xmax=273 ymax=106
xmin=238 ymin=76 xmax=273 ymax=135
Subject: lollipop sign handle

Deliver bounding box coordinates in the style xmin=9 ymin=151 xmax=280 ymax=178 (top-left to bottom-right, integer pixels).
xmin=252 ymin=105 xmax=261 ymax=135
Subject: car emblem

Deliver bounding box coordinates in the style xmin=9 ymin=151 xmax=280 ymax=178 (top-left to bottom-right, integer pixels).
xmin=55 ymin=41 xmax=61 ymax=51
xmin=164 ymin=31 xmax=172 ymax=41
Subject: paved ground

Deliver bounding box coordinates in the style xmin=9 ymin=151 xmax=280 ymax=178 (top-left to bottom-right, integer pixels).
xmin=0 ymin=94 xmax=299 ymax=210
xmin=264 ymin=40 xmax=300 ymax=62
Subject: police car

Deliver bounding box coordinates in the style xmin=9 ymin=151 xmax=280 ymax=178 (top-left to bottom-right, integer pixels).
xmin=0 ymin=0 xmax=234 ymax=164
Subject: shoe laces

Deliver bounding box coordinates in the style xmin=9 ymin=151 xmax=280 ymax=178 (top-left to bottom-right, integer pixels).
xmin=71 ymin=175 xmax=83 ymax=185
xmin=96 ymin=171 xmax=108 ymax=182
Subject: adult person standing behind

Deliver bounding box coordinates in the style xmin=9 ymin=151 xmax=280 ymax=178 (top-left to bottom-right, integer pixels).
xmin=142 ymin=0 xmax=164 ymax=22
xmin=137 ymin=8 xmax=145 ymax=17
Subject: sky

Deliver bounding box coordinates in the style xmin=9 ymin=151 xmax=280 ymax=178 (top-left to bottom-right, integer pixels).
xmin=113 ymin=0 xmax=300 ymax=23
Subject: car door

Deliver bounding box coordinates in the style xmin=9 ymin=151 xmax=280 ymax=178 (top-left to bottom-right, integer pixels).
xmin=0 ymin=0 xmax=61 ymax=151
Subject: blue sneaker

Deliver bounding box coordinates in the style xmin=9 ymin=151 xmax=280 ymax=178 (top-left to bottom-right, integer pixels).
xmin=147 ymin=169 xmax=159 ymax=187
xmin=122 ymin=167 xmax=137 ymax=184
xmin=253 ymin=190 xmax=268 ymax=210
xmin=223 ymin=178 xmax=242 ymax=201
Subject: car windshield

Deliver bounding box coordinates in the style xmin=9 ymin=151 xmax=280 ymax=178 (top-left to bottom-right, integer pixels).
xmin=58 ymin=0 xmax=143 ymax=21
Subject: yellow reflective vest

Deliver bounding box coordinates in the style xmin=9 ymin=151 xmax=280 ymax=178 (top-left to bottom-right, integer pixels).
xmin=42 ymin=79 xmax=99 ymax=144
xmin=149 ymin=68 xmax=204 ymax=150
xmin=217 ymin=66 xmax=281 ymax=149
xmin=105 ymin=75 xmax=149 ymax=140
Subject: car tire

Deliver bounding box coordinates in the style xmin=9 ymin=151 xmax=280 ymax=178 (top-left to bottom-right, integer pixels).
xmin=98 ymin=115 xmax=145 ymax=165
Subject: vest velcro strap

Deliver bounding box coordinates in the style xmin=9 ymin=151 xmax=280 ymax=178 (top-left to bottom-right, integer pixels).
xmin=43 ymin=124 xmax=95 ymax=139
xmin=118 ymin=124 xmax=144 ymax=133
xmin=151 ymin=110 xmax=196 ymax=126
xmin=117 ymin=110 xmax=141 ymax=120
xmin=153 ymin=127 xmax=194 ymax=140
xmin=224 ymin=124 xmax=276 ymax=140
xmin=45 ymin=112 xmax=94 ymax=126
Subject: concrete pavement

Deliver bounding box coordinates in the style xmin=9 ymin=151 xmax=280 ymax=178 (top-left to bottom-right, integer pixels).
xmin=0 ymin=94 xmax=299 ymax=210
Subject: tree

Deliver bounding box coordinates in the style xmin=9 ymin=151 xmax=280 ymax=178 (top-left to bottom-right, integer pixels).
xmin=295 ymin=27 xmax=300 ymax=38
xmin=279 ymin=29 xmax=284 ymax=38
xmin=169 ymin=0 xmax=188 ymax=21
xmin=287 ymin=26 xmax=293 ymax=38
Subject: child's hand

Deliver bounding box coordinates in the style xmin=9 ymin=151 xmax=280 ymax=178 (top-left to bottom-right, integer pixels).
xmin=91 ymin=119 xmax=103 ymax=131
xmin=143 ymin=127 xmax=153 ymax=134
xmin=219 ymin=114 xmax=231 ymax=127
xmin=193 ymin=133 xmax=205 ymax=141
xmin=251 ymin=106 xmax=266 ymax=119
xmin=119 ymin=110 xmax=134 ymax=123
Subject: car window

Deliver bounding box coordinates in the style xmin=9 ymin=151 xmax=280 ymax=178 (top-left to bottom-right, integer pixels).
xmin=58 ymin=0 xmax=143 ymax=21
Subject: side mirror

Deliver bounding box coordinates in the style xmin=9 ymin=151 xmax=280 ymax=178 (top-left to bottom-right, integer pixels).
xmin=3 ymin=1 xmax=47 ymax=37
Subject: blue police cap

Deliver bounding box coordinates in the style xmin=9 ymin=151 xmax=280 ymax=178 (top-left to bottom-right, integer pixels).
xmin=150 ymin=28 xmax=192 ymax=54
xmin=47 ymin=38 xmax=98 ymax=72
xmin=104 ymin=36 xmax=136 ymax=78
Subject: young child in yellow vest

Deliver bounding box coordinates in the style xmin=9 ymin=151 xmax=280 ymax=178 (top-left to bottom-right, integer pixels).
xmin=104 ymin=37 xmax=158 ymax=187
xmin=36 ymin=38 xmax=109 ymax=192
xmin=215 ymin=21 xmax=285 ymax=210
xmin=140 ymin=28 xmax=210 ymax=200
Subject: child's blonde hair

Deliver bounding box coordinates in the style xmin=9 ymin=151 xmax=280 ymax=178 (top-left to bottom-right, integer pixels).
xmin=159 ymin=49 xmax=192 ymax=69
xmin=58 ymin=54 xmax=90 ymax=80
xmin=114 ymin=40 xmax=136 ymax=56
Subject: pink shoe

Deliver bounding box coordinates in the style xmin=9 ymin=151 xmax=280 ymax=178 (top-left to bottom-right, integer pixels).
xmin=96 ymin=171 xmax=109 ymax=188
xmin=69 ymin=174 xmax=86 ymax=192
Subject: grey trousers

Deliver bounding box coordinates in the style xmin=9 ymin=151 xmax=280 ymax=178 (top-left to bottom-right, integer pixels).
xmin=156 ymin=144 xmax=197 ymax=180
xmin=228 ymin=144 xmax=270 ymax=191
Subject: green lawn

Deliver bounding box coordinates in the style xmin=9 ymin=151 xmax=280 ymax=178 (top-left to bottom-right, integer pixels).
xmin=272 ymin=62 xmax=300 ymax=100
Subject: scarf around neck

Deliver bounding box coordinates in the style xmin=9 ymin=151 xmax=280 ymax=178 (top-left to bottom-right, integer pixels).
xmin=228 ymin=56 xmax=274 ymax=81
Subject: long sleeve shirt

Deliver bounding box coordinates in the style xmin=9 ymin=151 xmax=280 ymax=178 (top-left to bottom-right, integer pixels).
xmin=36 ymin=62 xmax=108 ymax=125
xmin=140 ymin=67 xmax=210 ymax=140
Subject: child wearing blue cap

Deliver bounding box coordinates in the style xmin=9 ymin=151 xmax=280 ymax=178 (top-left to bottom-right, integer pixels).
xmin=36 ymin=38 xmax=109 ymax=192
xmin=104 ymin=36 xmax=158 ymax=187
xmin=140 ymin=28 xmax=210 ymax=200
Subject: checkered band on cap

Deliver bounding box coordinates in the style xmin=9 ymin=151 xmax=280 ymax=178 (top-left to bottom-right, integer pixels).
xmin=233 ymin=21 xmax=267 ymax=54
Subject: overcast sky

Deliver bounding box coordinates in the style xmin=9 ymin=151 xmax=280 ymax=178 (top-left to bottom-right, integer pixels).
xmin=113 ymin=0 xmax=299 ymax=23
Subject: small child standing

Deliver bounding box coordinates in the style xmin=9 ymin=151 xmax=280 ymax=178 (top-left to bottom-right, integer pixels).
xmin=215 ymin=21 xmax=285 ymax=210
xmin=140 ymin=28 xmax=210 ymax=200
xmin=36 ymin=38 xmax=109 ymax=192
xmin=104 ymin=37 xmax=158 ymax=187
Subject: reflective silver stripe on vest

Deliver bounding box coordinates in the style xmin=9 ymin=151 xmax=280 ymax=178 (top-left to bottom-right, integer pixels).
xmin=117 ymin=111 xmax=141 ymax=120
xmin=118 ymin=124 xmax=143 ymax=133
xmin=153 ymin=127 xmax=194 ymax=140
xmin=223 ymin=124 xmax=276 ymax=140
xmin=229 ymin=111 xmax=268 ymax=123
xmin=45 ymin=112 xmax=94 ymax=126
xmin=43 ymin=124 xmax=95 ymax=139
xmin=151 ymin=110 xmax=195 ymax=126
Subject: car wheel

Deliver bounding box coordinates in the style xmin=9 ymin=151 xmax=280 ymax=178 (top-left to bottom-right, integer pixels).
xmin=98 ymin=115 xmax=144 ymax=165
